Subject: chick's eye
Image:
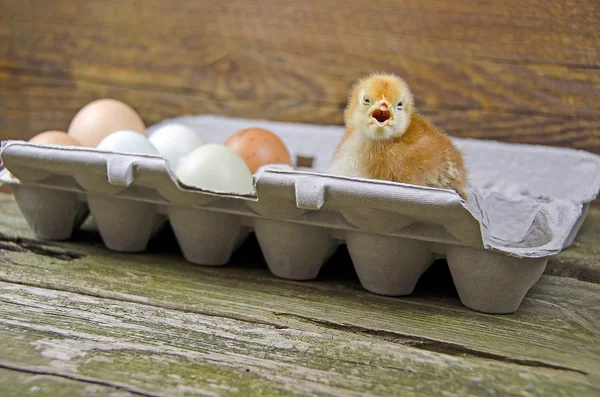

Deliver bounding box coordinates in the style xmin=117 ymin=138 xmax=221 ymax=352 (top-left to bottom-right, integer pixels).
xmin=397 ymin=101 xmax=404 ymax=110
xmin=361 ymin=96 xmax=371 ymax=106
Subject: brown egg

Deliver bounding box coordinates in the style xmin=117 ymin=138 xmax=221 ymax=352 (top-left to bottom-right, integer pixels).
xmin=224 ymin=128 xmax=291 ymax=174
xmin=29 ymin=130 xmax=83 ymax=146
xmin=67 ymin=99 xmax=145 ymax=147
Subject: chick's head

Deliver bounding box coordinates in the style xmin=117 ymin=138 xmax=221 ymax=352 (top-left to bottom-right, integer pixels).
xmin=345 ymin=73 xmax=414 ymax=141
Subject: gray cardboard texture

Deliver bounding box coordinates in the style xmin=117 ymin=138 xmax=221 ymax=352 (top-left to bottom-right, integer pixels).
xmin=1 ymin=115 xmax=599 ymax=314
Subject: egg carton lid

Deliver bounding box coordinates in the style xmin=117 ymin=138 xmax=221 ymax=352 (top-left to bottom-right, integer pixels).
xmin=2 ymin=114 xmax=600 ymax=259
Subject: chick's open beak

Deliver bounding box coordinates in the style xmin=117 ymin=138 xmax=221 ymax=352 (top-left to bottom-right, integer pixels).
xmin=370 ymin=102 xmax=392 ymax=125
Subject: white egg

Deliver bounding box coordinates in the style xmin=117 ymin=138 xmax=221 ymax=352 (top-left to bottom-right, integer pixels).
xmin=96 ymin=130 xmax=159 ymax=155
xmin=149 ymin=124 xmax=205 ymax=170
xmin=176 ymin=144 xmax=254 ymax=194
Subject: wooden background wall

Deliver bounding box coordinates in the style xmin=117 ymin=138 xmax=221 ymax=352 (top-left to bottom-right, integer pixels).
xmin=1 ymin=0 xmax=598 ymax=152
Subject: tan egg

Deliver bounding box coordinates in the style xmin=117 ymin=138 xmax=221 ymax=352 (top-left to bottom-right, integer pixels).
xmin=224 ymin=128 xmax=291 ymax=174
xmin=68 ymin=99 xmax=145 ymax=147
xmin=29 ymin=130 xmax=83 ymax=146
xmin=6 ymin=131 xmax=81 ymax=180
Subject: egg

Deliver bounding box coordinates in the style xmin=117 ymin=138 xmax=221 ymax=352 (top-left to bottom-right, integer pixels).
xmin=6 ymin=131 xmax=80 ymax=181
xmin=68 ymin=99 xmax=146 ymax=147
xmin=96 ymin=130 xmax=159 ymax=155
xmin=175 ymin=144 xmax=254 ymax=194
xmin=149 ymin=124 xmax=205 ymax=170
xmin=224 ymin=127 xmax=291 ymax=174
xmin=28 ymin=130 xmax=82 ymax=146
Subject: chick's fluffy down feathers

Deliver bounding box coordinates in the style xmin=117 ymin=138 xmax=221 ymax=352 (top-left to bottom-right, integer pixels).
xmin=329 ymin=73 xmax=468 ymax=199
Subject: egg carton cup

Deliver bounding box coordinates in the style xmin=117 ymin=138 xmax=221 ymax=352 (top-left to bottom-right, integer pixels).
xmin=2 ymin=115 xmax=599 ymax=314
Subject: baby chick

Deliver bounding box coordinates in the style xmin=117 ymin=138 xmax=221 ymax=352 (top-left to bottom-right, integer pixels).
xmin=329 ymin=73 xmax=468 ymax=199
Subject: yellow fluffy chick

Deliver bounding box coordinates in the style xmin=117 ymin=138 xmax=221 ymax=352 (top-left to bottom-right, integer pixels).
xmin=329 ymin=73 xmax=468 ymax=199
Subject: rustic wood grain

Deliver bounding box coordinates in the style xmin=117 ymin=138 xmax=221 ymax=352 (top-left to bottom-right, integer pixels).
xmin=1 ymin=0 xmax=599 ymax=154
xmin=0 ymin=368 xmax=135 ymax=397
xmin=0 ymin=281 xmax=597 ymax=397
xmin=2 ymin=20 xmax=599 ymax=118
xmin=546 ymin=209 xmax=600 ymax=283
xmin=3 ymin=0 xmax=598 ymax=67
xmin=2 ymin=71 xmax=599 ymax=154
xmin=0 ymin=192 xmax=599 ymax=397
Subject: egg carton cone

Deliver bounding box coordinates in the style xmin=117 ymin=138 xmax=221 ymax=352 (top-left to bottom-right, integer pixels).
xmin=2 ymin=115 xmax=599 ymax=314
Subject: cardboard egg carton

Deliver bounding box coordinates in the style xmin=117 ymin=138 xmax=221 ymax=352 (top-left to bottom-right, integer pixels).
xmin=2 ymin=115 xmax=599 ymax=314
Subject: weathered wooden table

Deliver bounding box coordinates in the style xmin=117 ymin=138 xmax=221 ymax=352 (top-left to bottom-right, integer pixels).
xmin=0 ymin=192 xmax=598 ymax=396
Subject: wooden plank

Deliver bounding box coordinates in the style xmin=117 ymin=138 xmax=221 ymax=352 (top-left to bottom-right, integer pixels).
xmin=0 ymin=281 xmax=597 ymax=397
xmin=2 ymin=71 xmax=599 ymax=154
xmin=1 ymin=0 xmax=598 ymax=153
xmin=0 ymin=368 xmax=135 ymax=397
xmin=0 ymin=194 xmax=599 ymax=397
xmin=3 ymin=0 xmax=598 ymax=67
xmin=546 ymin=209 xmax=600 ymax=282
xmin=2 ymin=9 xmax=598 ymax=118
